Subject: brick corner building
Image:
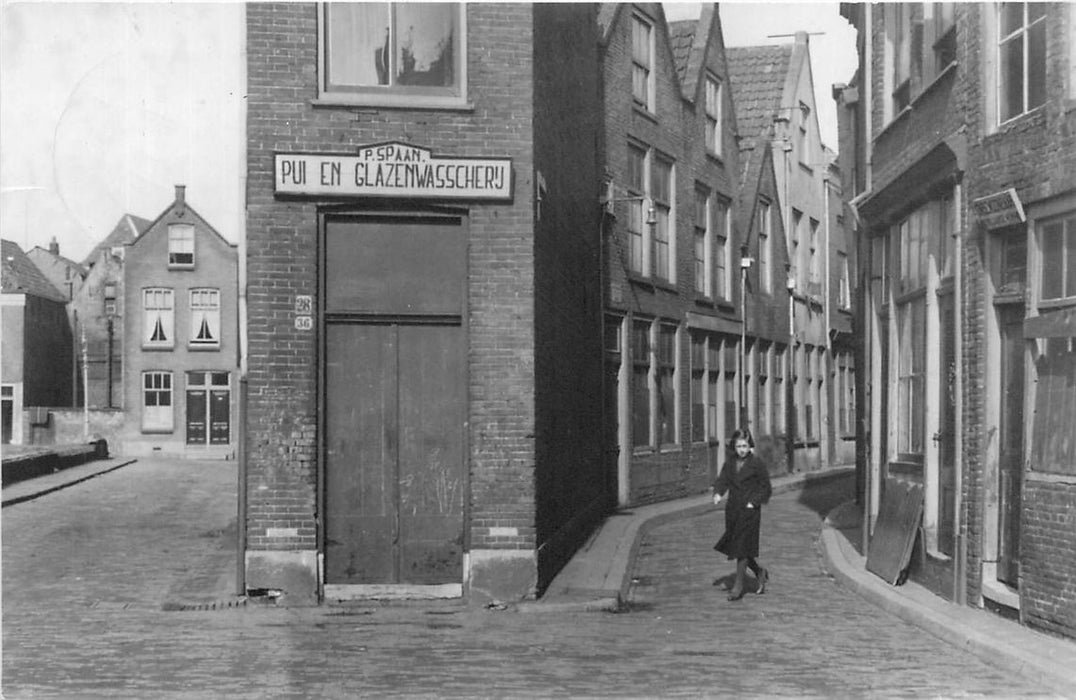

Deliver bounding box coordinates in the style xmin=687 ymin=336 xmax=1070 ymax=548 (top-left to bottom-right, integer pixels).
xmin=243 ymin=3 xmax=604 ymax=605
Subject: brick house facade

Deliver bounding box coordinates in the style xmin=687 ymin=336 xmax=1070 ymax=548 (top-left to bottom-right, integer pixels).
xmin=243 ymin=3 xmax=603 ymax=604
xmin=122 ymin=186 xmax=238 ymax=458
xmin=839 ymin=2 xmax=1076 ymax=640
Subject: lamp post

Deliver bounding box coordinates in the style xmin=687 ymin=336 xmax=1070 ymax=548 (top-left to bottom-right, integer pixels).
xmin=786 ymin=262 xmax=796 ymax=470
xmin=739 ymin=243 xmax=753 ymax=432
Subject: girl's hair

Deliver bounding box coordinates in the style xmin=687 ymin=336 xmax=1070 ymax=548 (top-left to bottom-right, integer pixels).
xmin=731 ymin=428 xmax=755 ymax=448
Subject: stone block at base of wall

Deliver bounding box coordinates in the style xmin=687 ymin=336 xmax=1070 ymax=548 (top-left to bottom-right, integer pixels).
xmin=466 ymin=549 xmax=537 ymax=603
xmin=245 ymin=550 xmax=318 ymax=606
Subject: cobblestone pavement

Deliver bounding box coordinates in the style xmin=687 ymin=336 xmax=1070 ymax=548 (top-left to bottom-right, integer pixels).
xmin=2 ymin=460 xmax=1059 ymax=699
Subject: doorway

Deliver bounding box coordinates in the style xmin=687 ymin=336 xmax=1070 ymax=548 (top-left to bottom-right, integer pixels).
xmin=997 ymin=304 xmax=1024 ymax=587
xmin=321 ymin=215 xmax=467 ymax=591
xmin=186 ymin=372 xmax=230 ymax=445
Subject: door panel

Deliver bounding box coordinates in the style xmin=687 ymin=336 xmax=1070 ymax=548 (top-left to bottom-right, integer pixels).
xmin=396 ymin=324 xmax=464 ymax=583
xmin=209 ymin=390 xmax=230 ymax=445
xmin=186 ymin=390 xmax=207 ymax=444
xmin=998 ymin=305 xmax=1024 ymax=586
xmin=325 ymin=324 xmax=398 ymax=584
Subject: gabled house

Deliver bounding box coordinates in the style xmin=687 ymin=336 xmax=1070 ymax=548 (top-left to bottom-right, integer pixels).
xmin=1 ymin=239 xmax=73 ymax=444
xmin=599 ymin=4 xmax=767 ymax=506
xmin=121 ymin=186 xmax=237 ymax=458
xmin=727 ymin=31 xmax=855 ymax=472
xmin=27 ymin=237 xmax=86 ymax=302
xmin=736 ymin=137 xmax=792 ymax=471
xmin=73 ymin=213 xmax=151 ymax=408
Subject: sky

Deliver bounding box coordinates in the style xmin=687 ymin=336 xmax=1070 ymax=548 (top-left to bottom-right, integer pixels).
xmin=0 ymin=2 xmax=857 ymax=264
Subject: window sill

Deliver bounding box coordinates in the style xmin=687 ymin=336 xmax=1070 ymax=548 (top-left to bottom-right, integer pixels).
xmin=312 ymin=95 xmax=474 ymax=112
xmin=632 ymin=104 xmax=658 ymax=124
xmin=188 ymin=344 xmax=221 ymax=352
xmin=1037 ymin=297 xmax=1076 ymax=310
xmin=168 ymin=264 xmax=195 ymax=271
xmin=141 ymin=428 xmax=174 ymax=435
xmin=988 ymin=105 xmax=1047 ymax=138
xmin=142 ymin=345 xmax=175 ymax=351
xmin=627 ymin=275 xmax=677 ymax=294
xmin=706 ymin=151 xmax=725 ymax=166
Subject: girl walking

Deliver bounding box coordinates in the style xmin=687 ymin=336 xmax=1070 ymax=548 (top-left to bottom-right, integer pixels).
xmin=712 ymin=429 xmax=773 ymax=601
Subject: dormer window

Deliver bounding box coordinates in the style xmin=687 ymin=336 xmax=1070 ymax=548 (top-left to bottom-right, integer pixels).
xmin=704 ymin=75 xmax=724 ymax=158
xmin=168 ymin=224 xmax=194 ymax=268
xmin=631 ymin=14 xmax=655 ymax=112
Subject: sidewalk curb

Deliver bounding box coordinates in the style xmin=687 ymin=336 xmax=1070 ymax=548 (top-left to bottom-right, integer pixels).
xmin=1 ymin=459 xmax=138 ymax=508
xmin=820 ymin=501 xmax=1076 ymax=698
xmin=534 ymin=466 xmax=856 ymax=614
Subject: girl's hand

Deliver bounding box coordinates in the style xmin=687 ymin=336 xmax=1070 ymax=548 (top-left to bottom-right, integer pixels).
xmin=746 ymin=503 xmax=755 ymax=509
xmin=712 ymin=493 xmax=722 ymax=505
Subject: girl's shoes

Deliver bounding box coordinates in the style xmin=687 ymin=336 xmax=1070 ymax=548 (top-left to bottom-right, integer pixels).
xmin=757 ymin=568 xmax=769 ymax=595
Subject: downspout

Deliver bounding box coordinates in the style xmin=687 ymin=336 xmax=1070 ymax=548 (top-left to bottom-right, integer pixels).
xmin=236 ymin=3 xmax=249 ymax=598
xmin=822 ymin=172 xmax=832 ymax=471
xmin=953 ymin=182 xmax=965 ymax=606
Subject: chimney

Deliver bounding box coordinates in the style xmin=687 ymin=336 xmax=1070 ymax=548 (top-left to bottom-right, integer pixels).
xmin=48 ymin=236 xmax=59 ymax=255
xmin=175 ymin=184 xmax=186 ymax=216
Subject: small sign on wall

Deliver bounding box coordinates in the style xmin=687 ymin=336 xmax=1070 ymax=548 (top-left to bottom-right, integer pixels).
xmin=295 ymin=295 xmax=313 ymax=314
xmin=295 ymin=316 xmax=313 ymax=331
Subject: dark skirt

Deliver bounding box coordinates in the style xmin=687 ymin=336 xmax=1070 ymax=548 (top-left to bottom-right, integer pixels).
xmin=714 ymin=506 xmax=761 ymax=559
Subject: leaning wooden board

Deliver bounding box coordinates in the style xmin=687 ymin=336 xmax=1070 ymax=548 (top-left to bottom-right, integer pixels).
xmin=866 ymin=477 xmax=924 ymax=585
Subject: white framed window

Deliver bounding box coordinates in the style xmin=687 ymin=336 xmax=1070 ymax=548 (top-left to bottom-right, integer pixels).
xmin=997 ymin=2 xmax=1046 ymax=124
xmin=1040 ymin=214 xmax=1076 ymax=303
xmin=142 ymin=371 xmax=173 ymax=432
xmin=694 ymin=186 xmax=711 ymax=297
xmin=632 ymin=14 xmax=655 ymax=112
xmin=714 ymin=196 xmax=731 ymax=300
xmin=318 ymin=3 xmax=466 ymax=108
xmin=839 ymin=252 xmax=852 ymax=309
xmin=651 ymin=155 xmax=675 ymax=283
xmin=104 ymin=282 xmax=117 ymax=316
xmin=143 ymin=288 xmax=174 ymax=349
xmin=189 ymin=288 xmax=221 ymax=348
xmin=704 ymin=75 xmax=723 ymax=158
xmin=690 ymin=332 xmax=706 ymax=443
xmin=168 ymin=224 xmax=194 ymax=268
xmin=774 ymin=344 xmax=786 ymax=434
xmin=886 ymin=2 xmax=913 ymax=119
xmin=757 ymin=199 xmax=772 ymax=293
xmin=809 ymin=218 xmax=821 ymax=291
xmin=627 ymin=143 xmax=648 ymax=275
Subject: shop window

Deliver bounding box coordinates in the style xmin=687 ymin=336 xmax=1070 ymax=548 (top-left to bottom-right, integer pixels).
xmin=691 ymin=333 xmax=706 ymax=443
xmin=704 ymin=75 xmax=723 ymax=158
xmin=631 ymin=320 xmax=651 ymax=448
xmin=997 ymin=2 xmax=1046 ymax=124
xmin=189 ymin=288 xmax=221 ymax=348
xmin=320 ymin=3 xmax=465 ymax=107
xmin=632 ymin=14 xmax=654 ymax=112
xmin=168 ymin=224 xmax=194 ymax=268
xmin=142 ymin=371 xmax=173 ymax=432
xmin=143 ymin=288 xmax=174 ymax=349
xmin=656 ymin=324 xmax=678 ymax=446
xmin=897 ymin=296 xmax=926 ymax=457
xmin=707 ymin=338 xmax=720 ymax=441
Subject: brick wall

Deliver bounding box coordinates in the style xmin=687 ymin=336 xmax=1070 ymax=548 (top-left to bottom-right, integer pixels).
xmin=531 ymin=3 xmax=606 ymax=590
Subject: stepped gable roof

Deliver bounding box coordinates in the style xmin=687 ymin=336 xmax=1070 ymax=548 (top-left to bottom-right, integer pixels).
xmin=668 ymin=20 xmax=696 ymax=86
xmin=83 ymin=214 xmax=152 ymax=266
xmin=726 ymin=43 xmax=793 ymax=144
xmin=1 ymin=239 xmax=66 ymax=302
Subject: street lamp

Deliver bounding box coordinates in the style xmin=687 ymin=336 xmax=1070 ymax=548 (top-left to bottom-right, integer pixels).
xmin=740 ymin=243 xmax=753 ymax=432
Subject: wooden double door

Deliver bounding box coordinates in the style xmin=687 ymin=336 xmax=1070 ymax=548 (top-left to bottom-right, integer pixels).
xmin=322 ymin=215 xmax=466 ymax=588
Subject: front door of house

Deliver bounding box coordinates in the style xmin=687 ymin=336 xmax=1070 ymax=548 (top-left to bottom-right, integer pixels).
xmin=186 ymin=372 xmax=230 ymax=445
xmin=998 ymin=304 xmax=1025 ymax=586
xmin=323 ymin=215 xmax=466 ymax=592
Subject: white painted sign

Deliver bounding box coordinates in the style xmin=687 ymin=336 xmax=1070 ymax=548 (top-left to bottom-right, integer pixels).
xmin=275 ymin=142 xmax=512 ymax=201
xmin=295 ymin=316 xmax=313 ymax=331
xmin=294 ymin=295 xmax=312 ymax=315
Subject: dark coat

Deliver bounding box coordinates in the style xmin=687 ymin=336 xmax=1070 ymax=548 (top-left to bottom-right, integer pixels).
xmin=712 ymin=454 xmax=772 ymax=560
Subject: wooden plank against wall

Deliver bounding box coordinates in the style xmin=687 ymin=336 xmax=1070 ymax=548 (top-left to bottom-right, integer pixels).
xmin=867 ymin=477 xmax=924 ymax=585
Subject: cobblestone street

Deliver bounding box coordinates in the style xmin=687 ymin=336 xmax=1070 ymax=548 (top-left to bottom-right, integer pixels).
xmin=2 ymin=459 xmax=1059 ymax=698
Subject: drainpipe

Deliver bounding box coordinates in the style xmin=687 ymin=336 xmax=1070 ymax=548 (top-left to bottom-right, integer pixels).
xmin=953 ymin=182 xmax=966 ymax=606
xmin=236 ymin=3 xmax=249 ymax=598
